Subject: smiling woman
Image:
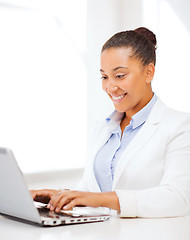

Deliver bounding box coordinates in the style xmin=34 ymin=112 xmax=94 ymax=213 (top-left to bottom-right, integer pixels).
xmin=100 ymin=48 xmax=154 ymax=122
xmin=31 ymin=27 xmax=190 ymax=219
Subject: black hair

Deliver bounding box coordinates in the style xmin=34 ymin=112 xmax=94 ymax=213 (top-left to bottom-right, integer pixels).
xmin=101 ymin=27 xmax=157 ymax=66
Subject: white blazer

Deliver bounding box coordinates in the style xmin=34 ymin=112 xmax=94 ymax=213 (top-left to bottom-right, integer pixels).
xmin=77 ymin=98 xmax=190 ymax=218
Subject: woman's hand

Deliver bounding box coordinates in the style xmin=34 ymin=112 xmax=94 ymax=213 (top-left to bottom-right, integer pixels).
xmin=47 ymin=190 xmax=120 ymax=213
xmin=30 ymin=189 xmax=59 ymax=204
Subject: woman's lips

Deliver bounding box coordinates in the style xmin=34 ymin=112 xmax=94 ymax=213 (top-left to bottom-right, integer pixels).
xmin=111 ymin=93 xmax=127 ymax=103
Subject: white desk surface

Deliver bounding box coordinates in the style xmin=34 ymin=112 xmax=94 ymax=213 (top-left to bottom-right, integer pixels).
xmin=1 ymin=214 xmax=190 ymax=240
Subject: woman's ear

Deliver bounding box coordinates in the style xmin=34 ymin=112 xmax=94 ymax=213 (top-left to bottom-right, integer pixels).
xmin=145 ymin=63 xmax=155 ymax=84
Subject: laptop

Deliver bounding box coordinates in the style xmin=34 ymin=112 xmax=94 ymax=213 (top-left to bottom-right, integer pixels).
xmin=0 ymin=147 xmax=110 ymax=226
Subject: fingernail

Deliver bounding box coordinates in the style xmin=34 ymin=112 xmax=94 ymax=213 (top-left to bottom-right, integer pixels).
xmin=50 ymin=206 xmax=54 ymax=211
xmin=56 ymin=208 xmax=59 ymax=212
xmin=63 ymin=205 xmax=68 ymax=210
xmin=47 ymin=204 xmax=50 ymax=208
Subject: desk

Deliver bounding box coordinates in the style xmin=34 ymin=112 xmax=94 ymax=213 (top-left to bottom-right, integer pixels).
xmin=1 ymin=214 xmax=190 ymax=240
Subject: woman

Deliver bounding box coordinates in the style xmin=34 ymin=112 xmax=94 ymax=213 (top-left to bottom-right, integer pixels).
xmin=31 ymin=27 xmax=190 ymax=218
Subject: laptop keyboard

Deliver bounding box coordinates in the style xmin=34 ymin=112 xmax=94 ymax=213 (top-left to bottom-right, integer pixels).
xmin=36 ymin=205 xmax=110 ymax=226
xmin=37 ymin=207 xmax=80 ymax=219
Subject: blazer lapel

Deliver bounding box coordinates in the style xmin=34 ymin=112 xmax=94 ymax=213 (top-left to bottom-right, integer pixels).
xmin=112 ymin=98 xmax=167 ymax=189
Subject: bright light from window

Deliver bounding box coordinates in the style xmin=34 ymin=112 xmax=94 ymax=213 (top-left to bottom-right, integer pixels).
xmin=154 ymin=0 xmax=190 ymax=112
xmin=0 ymin=2 xmax=87 ymax=173
xmin=143 ymin=0 xmax=190 ymax=113
xmin=142 ymin=0 xmax=159 ymax=31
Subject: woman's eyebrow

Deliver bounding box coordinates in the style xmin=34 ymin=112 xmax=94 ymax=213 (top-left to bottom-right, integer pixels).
xmin=100 ymin=66 xmax=128 ymax=73
xmin=113 ymin=66 xmax=128 ymax=71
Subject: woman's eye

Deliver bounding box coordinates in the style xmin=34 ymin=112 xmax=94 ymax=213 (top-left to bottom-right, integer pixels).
xmin=116 ymin=74 xmax=125 ymax=79
xmin=101 ymin=76 xmax=108 ymax=80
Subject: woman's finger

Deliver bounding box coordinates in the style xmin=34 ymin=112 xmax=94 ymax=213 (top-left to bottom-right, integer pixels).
xmin=50 ymin=191 xmax=79 ymax=212
xmin=48 ymin=191 xmax=71 ymax=210
xmin=30 ymin=189 xmax=59 ymax=204
xmin=48 ymin=192 xmax=65 ymax=210
xmin=62 ymin=198 xmax=78 ymax=210
xmin=57 ymin=192 xmax=88 ymax=211
xmin=55 ymin=196 xmax=73 ymax=212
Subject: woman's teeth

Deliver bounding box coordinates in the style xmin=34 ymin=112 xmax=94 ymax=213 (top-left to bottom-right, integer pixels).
xmin=112 ymin=94 xmax=126 ymax=100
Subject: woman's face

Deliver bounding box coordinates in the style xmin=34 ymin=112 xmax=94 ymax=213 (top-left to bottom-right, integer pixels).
xmin=100 ymin=47 xmax=154 ymax=117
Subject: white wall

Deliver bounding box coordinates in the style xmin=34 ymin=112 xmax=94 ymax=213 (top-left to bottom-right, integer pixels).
xmin=142 ymin=0 xmax=190 ymax=112
xmin=0 ymin=1 xmax=87 ymax=173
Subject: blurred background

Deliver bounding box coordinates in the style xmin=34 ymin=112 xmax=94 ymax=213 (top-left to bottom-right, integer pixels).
xmin=0 ymin=0 xmax=190 ymax=174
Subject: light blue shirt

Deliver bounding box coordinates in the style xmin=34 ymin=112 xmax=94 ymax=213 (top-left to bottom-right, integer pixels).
xmin=94 ymin=94 xmax=157 ymax=192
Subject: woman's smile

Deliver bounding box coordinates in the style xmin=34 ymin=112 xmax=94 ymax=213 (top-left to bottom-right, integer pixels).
xmin=110 ymin=93 xmax=127 ymax=103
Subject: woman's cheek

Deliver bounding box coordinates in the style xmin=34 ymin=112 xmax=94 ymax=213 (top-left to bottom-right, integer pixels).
xmin=102 ymin=82 xmax=107 ymax=92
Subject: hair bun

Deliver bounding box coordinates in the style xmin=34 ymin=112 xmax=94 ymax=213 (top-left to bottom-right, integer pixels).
xmin=135 ymin=27 xmax=157 ymax=48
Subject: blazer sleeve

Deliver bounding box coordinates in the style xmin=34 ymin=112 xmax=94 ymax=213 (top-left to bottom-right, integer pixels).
xmin=115 ymin=126 xmax=190 ymax=218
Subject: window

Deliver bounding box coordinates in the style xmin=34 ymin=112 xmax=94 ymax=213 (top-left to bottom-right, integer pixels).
xmin=0 ymin=1 xmax=87 ymax=173
xmin=143 ymin=0 xmax=190 ymax=112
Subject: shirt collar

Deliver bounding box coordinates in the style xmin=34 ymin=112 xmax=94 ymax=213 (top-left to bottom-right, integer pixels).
xmin=106 ymin=93 xmax=157 ymax=132
xmin=131 ymin=93 xmax=157 ymax=129
xmin=106 ymin=111 xmax=124 ymax=132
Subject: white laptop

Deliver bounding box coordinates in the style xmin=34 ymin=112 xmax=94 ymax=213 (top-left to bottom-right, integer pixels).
xmin=0 ymin=147 xmax=110 ymax=226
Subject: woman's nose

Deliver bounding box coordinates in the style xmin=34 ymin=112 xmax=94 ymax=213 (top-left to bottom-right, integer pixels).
xmin=102 ymin=78 xmax=118 ymax=93
xmin=107 ymin=85 xmax=118 ymax=93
